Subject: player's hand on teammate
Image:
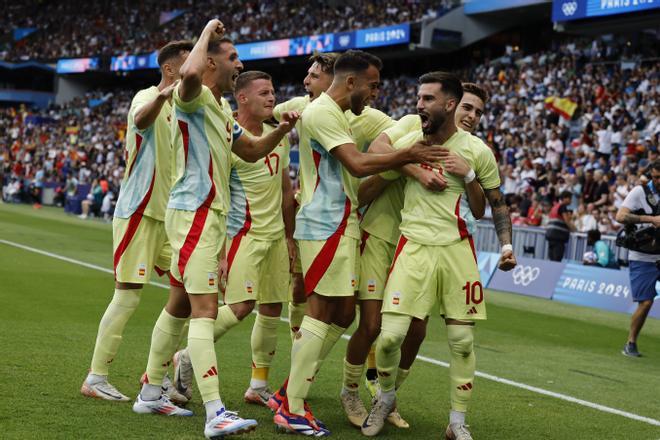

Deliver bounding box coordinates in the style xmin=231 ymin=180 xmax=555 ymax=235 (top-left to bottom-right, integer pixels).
xmin=158 ymin=80 xmax=179 ymax=100
xmin=407 ymin=141 xmax=447 ymax=168
xmin=438 ymin=148 xmax=471 ymax=178
xmin=498 ymin=250 xmax=517 ymax=271
xmin=286 ymin=237 xmax=297 ymax=272
xmin=277 ymin=111 xmax=300 ymax=133
xmin=203 ymin=19 xmax=225 ymax=37
xmin=417 ymin=167 xmax=447 ymax=192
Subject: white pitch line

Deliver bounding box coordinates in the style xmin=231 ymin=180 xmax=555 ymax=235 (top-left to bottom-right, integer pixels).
xmin=2 ymin=238 xmax=660 ymax=428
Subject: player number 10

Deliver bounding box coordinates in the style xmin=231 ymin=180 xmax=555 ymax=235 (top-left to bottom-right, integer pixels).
xmin=462 ymin=281 xmax=484 ymax=305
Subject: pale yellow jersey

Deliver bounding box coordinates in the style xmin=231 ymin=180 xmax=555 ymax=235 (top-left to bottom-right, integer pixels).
xmin=115 ymin=86 xmax=173 ymax=221
xmin=396 ymin=128 xmax=500 ymax=245
xmin=227 ymin=123 xmax=291 ymax=240
xmin=168 ymin=85 xmax=243 ymax=214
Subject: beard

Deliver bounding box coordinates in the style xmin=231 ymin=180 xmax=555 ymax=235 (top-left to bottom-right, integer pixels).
xmin=420 ymin=110 xmax=448 ymax=135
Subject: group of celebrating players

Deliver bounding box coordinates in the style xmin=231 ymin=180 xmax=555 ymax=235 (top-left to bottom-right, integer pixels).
xmin=79 ymin=19 xmax=518 ymax=440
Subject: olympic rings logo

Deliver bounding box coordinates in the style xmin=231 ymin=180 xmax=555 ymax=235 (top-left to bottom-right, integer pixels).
xmin=561 ymin=1 xmax=577 ymax=16
xmin=511 ymin=265 xmax=540 ymax=286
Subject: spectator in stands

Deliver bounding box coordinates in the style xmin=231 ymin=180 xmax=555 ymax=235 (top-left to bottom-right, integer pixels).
xmin=583 ymin=229 xmax=617 ymax=268
xmin=545 ymin=190 xmax=575 ymax=261
xmin=616 ymin=159 xmax=660 ymax=358
xmin=79 ymin=178 xmax=103 ymax=219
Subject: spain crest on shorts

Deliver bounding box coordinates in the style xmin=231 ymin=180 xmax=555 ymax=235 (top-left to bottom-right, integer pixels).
xmin=208 ymin=272 xmax=217 ymax=287
xmin=367 ymin=279 xmax=376 ymax=293
xmin=245 ymin=280 xmax=254 ymax=294
xmin=392 ymin=291 xmax=401 ymax=305
xmin=137 ymin=263 xmax=146 ymax=278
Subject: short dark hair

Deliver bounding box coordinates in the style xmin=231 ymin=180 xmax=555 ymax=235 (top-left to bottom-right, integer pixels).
xmin=587 ymin=229 xmax=601 ymax=245
xmin=208 ymin=36 xmax=234 ymax=54
xmin=462 ymin=82 xmax=489 ymax=104
xmin=560 ymin=190 xmax=573 ymax=200
xmin=419 ymin=71 xmax=463 ymax=101
xmin=334 ymin=50 xmax=382 ymax=75
xmin=235 ymin=71 xmax=272 ymax=92
xmin=309 ymin=52 xmax=339 ymax=74
xmin=157 ymin=40 xmax=194 ymax=66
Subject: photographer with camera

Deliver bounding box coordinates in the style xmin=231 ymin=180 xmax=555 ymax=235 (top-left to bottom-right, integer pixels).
xmin=615 ymin=159 xmax=660 ymax=357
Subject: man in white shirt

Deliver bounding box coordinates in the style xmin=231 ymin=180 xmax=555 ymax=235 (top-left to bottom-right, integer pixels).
xmin=616 ymin=160 xmax=660 ymax=357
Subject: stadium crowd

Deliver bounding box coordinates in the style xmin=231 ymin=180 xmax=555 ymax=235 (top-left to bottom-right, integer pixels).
xmin=1 ymin=0 xmax=454 ymax=61
xmin=2 ymin=37 xmax=658 ymax=238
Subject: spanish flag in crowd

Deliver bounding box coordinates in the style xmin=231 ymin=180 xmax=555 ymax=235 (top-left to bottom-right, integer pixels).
xmin=544 ymin=96 xmax=577 ymax=120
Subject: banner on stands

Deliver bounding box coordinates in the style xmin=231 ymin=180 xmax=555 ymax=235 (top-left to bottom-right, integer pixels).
xmin=477 ymin=252 xmax=500 ymax=286
xmin=488 ymin=256 xmax=565 ymax=299
xmin=553 ymin=263 xmax=633 ymax=313
xmin=552 ymin=0 xmax=660 ymax=22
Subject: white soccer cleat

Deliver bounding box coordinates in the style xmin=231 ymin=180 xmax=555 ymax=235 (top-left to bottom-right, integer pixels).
xmin=387 ymin=407 xmax=409 ymax=428
xmin=140 ymin=372 xmax=189 ymax=405
xmin=361 ymin=392 xmax=396 ymax=437
xmin=244 ymin=386 xmax=273 ymax=406
xmin=132 ymin=394 xmax=193 ymax=416
xmin=445 ymin=423 xmax=474 ymax=440
xmin=172 ymin=349 xmax=193 ymax=400
xmin=340 ymin=388 xmax=368 ymax=428
xmin=80 ymin=379 xmax=130 ymax=402
xmin=204 ymin=409 xmax=258 ymax=439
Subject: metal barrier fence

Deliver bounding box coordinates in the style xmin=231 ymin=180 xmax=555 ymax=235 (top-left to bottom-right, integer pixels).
xmin=474 ymin=222 xmax=628 ymax=263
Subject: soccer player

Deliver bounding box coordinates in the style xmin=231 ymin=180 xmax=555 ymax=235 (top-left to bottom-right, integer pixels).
xmin=272 ymin=50 xmax=447 ymax=437
xmin=173 ymin=69 xmax=296 ymax=406
xmin=361 ymin=72 xmax=502 ymax=440
xmin=133 ymin=20 xmax=299 ymax=438
xmin=80 ymin=40 xmax=193 ymax=404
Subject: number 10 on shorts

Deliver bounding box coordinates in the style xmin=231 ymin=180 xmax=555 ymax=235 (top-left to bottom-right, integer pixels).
xmin=463 ymin=281 xmax=484 ymax=305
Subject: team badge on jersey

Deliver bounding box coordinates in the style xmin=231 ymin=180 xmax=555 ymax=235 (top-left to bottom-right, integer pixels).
xmin=367 ymin=279 xmax=376 ymax=293
xmin=245 ymin=280 xmax=254 ymax=294
xmin=208 ymin=272 xmax=217 ymax=287
xmin=351 ymin=274 xmax=357 ymax=289
xmin=137 ymin=263 xmax=146 ymax=278
xmin=392 ymin=292 xmax=401 ymax=305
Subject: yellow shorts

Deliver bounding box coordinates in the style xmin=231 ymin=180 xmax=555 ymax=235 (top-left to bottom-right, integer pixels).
xmin=113 ymin=214 xmax=170 ymax=284
xmin=382 ymin=236 xmax=485 ymax=321
xmin=165 ymin=207 xmax=226 ymax=294
xmin=358 ymin=231 xmax=396 ymax=301
xmin=224 ymin=234 xmax=290 ymax=305
xmin=299 ymin=235 xmax=358 ymax=297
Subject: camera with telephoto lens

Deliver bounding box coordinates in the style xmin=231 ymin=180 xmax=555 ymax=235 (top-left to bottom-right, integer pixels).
xmin=616 ymin=224 xmax=660 ymax=255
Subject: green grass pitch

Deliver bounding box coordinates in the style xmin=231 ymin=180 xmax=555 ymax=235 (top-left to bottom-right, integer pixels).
xmin=1 ymin=203 xmax=659 ymax=439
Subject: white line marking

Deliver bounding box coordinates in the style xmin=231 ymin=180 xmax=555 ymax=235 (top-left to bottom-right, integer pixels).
xmin=2 ymin=238 xmax=660 ymax=427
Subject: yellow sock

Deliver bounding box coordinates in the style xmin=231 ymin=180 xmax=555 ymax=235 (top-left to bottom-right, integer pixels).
xmin=376 ymin=313 xmax=411 ymax=393
xmin=447 ymin=324 xmax=475 ymax=412
xmin=177 ymin=320 xmax=189 ymax=350
xmin=288 ymin=302 xmax=306 ymax=341
xmin=188 ymin=318 xmax=220 ymax=403
xmin=213 ymin=305 xmax=240 ymax=341
xmin=145 ymin=309 xmax=187 ymax=385
xmin=395 ymin=367 xmax=410 ymax=390
xmin=287 ymin=316 xmax=329 ymax=415
xmin=250 ymin=313 xmax=280 ymax=387
xmin=342 ymin=358 xmax=364 ymax=391
xmin=90 ymin=289 xmax=141 ymax=375
xmin=367 ymin=345 xmax=377 ymax=370
xmin=313 ymin=323 xmax=346 ymax=376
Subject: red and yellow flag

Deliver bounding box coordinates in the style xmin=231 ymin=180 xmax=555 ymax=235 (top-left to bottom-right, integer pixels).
xmin=544 ymin=96 xmax=577 ymax=120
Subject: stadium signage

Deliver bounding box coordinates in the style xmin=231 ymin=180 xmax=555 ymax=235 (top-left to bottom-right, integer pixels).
xmin=552 ymin=263 xmax=635 ymax=313
xmin=56 ymin=58 xmax=100 ymax=74
xmin=487 ymin=256 xmax=564 ymax=299
xmin=111 ymin=52 xmax=159 ymax=71
xmin=552 ymin=0 xmax=660 ymax=22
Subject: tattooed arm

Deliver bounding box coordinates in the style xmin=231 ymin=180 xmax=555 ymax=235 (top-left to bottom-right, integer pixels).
xmin=484 ymin=187 xmax=517 ymax=271
xmin=615 ymin=207 xmax=660 ymax=227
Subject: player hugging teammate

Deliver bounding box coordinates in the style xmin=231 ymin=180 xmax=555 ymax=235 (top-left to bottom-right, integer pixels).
xmin=81 ymin=18 xmax=516 ymax=440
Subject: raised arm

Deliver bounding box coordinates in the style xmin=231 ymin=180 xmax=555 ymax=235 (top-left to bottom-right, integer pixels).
xmin=231 ymin=112 xmax=299 ymax=162
xmin=134 ymin=81 xmax=179 ymax=130
xmin=178 ymin=19 xmax=225 ymax=102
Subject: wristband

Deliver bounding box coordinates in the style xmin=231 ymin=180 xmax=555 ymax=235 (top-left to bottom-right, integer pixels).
xmin=501 ymin=244 xmax=513 ymax=254
xmin=464 ymin=169 xmax=476 ymax=184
